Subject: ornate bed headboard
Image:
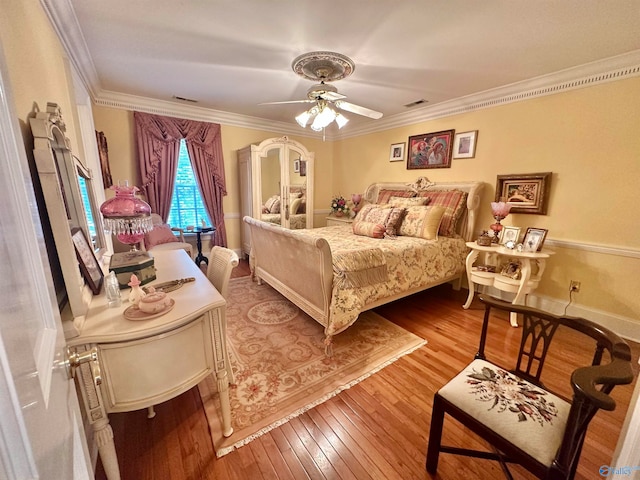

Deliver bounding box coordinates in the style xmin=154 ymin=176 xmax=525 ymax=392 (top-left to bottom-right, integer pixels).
xmin=362 ymin=177 xmax=485 ymax=241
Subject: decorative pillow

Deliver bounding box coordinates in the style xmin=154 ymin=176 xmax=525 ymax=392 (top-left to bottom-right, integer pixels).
xmin=356 ymin=204 xmax=406 ymax=237
xmin=352 ymin=221 xmax=386 ymax=239
xmin=290 ymin=197 xmax=303 ymax=215
xmin=144 ymin=224 xmax=179 ymax=249
xmin=376 ymin=189 xmax=416 ymax=204
xmin=264 ymin=195 xmax=281 ymax=214
xmin=389 ymin=196 xmax=430 ymax=207
xmin=397 ymin=206 xmax=446 ymax=240
xmin=416 ymin=190 xmax=468 ymax=237
xmin=289 ymin=192 xmax=302 ymax=203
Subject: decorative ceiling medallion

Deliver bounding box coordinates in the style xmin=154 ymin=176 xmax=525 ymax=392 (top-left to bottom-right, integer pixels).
xmin=291 ymin=51 xmax=355 ymax=82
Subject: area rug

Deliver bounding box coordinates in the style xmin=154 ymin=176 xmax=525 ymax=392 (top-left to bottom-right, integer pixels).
xmin=197 ymin=276 xmax=427 ymax=457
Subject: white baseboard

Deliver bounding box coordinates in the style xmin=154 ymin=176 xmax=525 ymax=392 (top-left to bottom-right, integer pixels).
xmin=476 ymin=285 xmax=640 ymax=343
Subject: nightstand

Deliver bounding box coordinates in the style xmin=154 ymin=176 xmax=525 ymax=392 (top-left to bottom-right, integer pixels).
xmin=463 ymin=242 xmax=554 ymax=327
xmin=326 ymin=215 xmax=354 ymax=226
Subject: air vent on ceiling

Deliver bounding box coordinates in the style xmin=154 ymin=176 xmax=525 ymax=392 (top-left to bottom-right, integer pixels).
xmin=404 ymin=99 xmax=428 ymax=108
xmin=173 ymin=95 xmax=198 ymax=103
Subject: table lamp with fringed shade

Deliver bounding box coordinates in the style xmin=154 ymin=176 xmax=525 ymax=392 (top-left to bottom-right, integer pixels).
xmin=100 ymin=181 xmax=153 ymax=251
xmin=490 ymin=200 xmax=512 ymax=243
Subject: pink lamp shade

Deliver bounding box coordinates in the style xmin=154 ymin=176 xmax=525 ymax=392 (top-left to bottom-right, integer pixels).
xmin=100 ymin=182 xmax=153 ymax=249
xmin=490 ymin=201 xmax=512 ymax=219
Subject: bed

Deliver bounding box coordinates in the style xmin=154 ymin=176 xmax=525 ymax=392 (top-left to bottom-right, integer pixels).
xmin=260 ymin=184 xmax=308 ymax=229
xmin=244 ymin=178 xmax=484 ymax=349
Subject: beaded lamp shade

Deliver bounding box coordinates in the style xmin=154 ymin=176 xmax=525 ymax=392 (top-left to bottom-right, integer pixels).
xmin=100 ymin=182 xmax=153 ymax=250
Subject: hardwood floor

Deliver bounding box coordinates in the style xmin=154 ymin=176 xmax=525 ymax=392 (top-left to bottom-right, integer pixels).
xmin=95 ymin=261 xmax=639 ymax=480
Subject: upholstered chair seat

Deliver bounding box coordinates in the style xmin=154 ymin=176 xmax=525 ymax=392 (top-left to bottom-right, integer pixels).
xmin=140 ymin=213 xmax=193 ymax=258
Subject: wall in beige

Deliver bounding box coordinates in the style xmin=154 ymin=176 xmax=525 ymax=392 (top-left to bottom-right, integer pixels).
xmin=332 ymin=78 xmax=640 ymax=326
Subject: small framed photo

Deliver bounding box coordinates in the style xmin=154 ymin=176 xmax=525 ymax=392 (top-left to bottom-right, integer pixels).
xmin=452 ymin=130 xmax=478 ymax=159
xmin=496 ymin=172 xmax=552 ymax=214
xmin=522 ymin=227 xmax=548 ymax=252
xmin=71 ymin=227 xmax=103 ymax=294
xmin=293 ymin=159 xmax=300 ymax=173
xmin=389 ymin=142 xmax=405 ymax=162
xmin=407 ymin=129 xmax=455 ymax=169
xmin=499 ymin=226 xmax=521 ymax=245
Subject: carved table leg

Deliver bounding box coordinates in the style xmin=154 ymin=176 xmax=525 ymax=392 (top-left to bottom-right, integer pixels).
xmin=217 ymin=369 xmax=233 ymax=437
xmin=463 ymin=249 xmax=480 ymax=309
xmin=94 ymin=418 xmax=121 ymax=480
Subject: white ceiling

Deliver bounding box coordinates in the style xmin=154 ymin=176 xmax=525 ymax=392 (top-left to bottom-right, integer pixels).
xmin=52 ymin=0 xmax=640 ymax=134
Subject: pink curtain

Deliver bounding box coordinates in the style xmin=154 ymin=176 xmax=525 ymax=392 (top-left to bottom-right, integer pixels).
xmin=134 ymin=111 xmax=228 ymax=246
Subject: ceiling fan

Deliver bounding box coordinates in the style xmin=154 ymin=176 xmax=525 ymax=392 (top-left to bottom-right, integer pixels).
xmin=260 ymin=51 xmax=383 ymax=131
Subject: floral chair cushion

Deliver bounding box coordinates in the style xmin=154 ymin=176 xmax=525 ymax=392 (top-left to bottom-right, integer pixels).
xmin=438 ymin=358 xmax=571 ymax=467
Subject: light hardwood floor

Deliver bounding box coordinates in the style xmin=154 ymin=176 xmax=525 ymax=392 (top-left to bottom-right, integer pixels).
xmin=96 ymin=261 xmax=639 ymax=480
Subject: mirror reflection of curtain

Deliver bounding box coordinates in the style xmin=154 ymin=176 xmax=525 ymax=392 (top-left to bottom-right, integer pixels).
xmin=134 ymin=112 xmax=228 ymax=247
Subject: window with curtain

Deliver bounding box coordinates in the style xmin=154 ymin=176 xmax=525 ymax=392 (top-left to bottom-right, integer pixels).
xmin=167 ymin=140 xmax=212 ymax=229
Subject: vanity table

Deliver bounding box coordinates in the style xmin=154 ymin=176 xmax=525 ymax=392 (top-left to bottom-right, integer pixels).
xmin=69 ymin=249 xmax=233 ymax=480
xmin=463 ymin=242 xmax=554 ymax=327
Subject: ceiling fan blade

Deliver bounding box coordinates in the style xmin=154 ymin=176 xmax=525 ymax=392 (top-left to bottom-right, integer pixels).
xmin=259 ymin=100 xmax=314 ymax=105
xmin=334 ymin=100 xmax=383 ymax=119
xmin=318 ymin=91 xmax=346 ymax=101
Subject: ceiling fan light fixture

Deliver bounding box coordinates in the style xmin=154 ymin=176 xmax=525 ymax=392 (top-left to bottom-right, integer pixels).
xmin=311 ymin=106 xmax=336 ymax=131
xmin=335 ymin=113 xmax=349 ymax=129
xmin=295 ymin=110 xmax=313 ymax=127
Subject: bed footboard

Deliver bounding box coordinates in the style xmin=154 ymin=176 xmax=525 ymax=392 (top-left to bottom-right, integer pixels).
xmin=243 ymin=216 xmax=333 ymax=327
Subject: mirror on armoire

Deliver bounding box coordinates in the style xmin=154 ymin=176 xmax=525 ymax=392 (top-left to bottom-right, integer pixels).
xmin=238 ymin=136 xmax=314 ymax=256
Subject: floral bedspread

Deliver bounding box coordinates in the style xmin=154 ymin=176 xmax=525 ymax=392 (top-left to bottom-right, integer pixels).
xmin=261 ymin=213 xmax=307 ymax=229
xmin=300 ymin=225 xmax=468 ymax=337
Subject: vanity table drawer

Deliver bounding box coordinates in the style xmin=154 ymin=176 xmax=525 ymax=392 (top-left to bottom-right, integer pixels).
xmin=99 ymin=315 xmax=214 ymax=412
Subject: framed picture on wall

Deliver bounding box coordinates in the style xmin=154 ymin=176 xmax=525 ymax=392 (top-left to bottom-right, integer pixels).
xmin=293 ymin=159 xmax=300 ymax=173
xmin=495 ymin=172 xmax=552 ymax=214
xmin=407 ymin=130 xmax=455 ymax=169
xmin=452 ymin=130 xmax=478 ymax=159
xmin=389 ymin=142 xmax=405 ymax=162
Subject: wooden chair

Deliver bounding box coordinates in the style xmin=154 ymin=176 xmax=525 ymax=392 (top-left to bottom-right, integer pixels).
xmin=426 ymin=295 xmax=634 ymax=480
xmin=206 ymin=246 xmax=239 ymax=299
xmin=140 ymin=213 xmax=193 ymax=258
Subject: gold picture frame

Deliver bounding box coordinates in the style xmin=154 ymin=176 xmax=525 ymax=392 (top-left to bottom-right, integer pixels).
xmin=495 ymin=172 xmax=552 ymax=214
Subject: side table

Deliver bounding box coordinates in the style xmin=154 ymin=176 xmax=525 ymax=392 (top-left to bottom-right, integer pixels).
xmin=193 ymin=226 xmax=215 ymax=266
xmin=463 ymin=242 xmax=554 ymax=327
xmin=326 ymin=215 xmax=354 ymax=227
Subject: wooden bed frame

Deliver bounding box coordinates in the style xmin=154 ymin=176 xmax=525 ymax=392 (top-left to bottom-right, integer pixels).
xmin=244 ymin=179 xmax=484 ymax=335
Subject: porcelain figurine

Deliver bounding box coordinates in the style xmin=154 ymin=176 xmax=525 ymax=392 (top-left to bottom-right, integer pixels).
xmin=128 ymin=274 xmax=147 ymax=307
xmin=138 ymin=286 xmax=171 ymax=313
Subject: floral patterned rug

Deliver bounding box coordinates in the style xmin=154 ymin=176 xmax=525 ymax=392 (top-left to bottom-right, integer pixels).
xmin=198 ymin=276 xmax=426 ymax=457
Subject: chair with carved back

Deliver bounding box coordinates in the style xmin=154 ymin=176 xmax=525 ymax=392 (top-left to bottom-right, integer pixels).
xmin=426 ymin=295 xmax=634 ymax=480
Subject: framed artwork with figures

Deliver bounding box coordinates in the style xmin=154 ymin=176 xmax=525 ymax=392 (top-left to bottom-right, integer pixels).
xmin=407 ymin=130 xmax=455 ymax=170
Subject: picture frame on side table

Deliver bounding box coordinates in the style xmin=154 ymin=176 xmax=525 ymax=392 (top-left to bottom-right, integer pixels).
xmin=389 ymin=142 xmax=405 ymax=162
xmin=71 ymin=227 xmax=104 ymax=294
xmin=499 ymin=226 xmax=521 ymax=245
xmin=407 ymin=129 xmax=455 ymax=169
xmin=522 ymin=227 xmax=548 ymax=252
xmin=495 ymin=172 xmax=552 ymax=214
xmin=452 ymin=130 xmax=478 ymax=159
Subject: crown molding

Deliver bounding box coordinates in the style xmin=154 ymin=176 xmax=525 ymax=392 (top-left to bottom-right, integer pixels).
xmin=43 ymin=0 xmax=640 ymax=140
xmin=40 ymin=0 xmax=101 ymax=99
xmin=338 ymin=50 xmax=640 ymax=139
xmin=94 ymin=50 xmax=640 ymax=140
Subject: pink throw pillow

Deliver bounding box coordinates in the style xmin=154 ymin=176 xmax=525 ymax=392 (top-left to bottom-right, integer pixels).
xmin=144 ymin=224 xmax=179 ymax=249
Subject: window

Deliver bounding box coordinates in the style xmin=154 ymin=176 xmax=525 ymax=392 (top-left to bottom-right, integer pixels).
xmin=167 ymin=140 xmax=212 ymax=229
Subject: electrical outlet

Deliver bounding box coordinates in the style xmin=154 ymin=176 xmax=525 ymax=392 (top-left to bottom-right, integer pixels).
xmin=570 ymin=280 xmax=581 ymax=293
